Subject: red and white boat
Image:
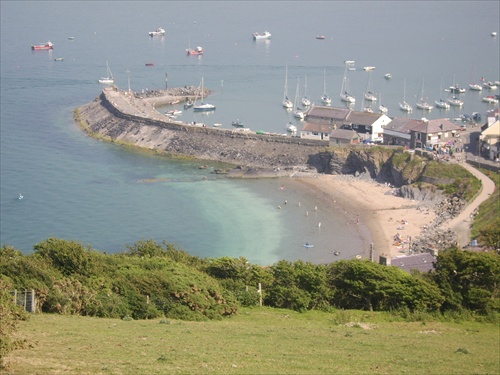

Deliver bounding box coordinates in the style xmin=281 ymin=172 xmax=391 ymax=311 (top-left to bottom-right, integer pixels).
xmin=31 ymin=41 xmax=54 ymax=50
xmin=186 ymin=46 xmax=203 ymax=56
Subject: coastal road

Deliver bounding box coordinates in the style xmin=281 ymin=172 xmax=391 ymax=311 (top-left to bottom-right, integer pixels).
xmin=444 ymin=162 xmax=496 ymax=247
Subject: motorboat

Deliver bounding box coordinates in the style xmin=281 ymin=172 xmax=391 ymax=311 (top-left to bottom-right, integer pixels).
xmin=166 ymin=110 xmax=182 ymax=116
xmin=252 ymin=31 xmax=271 ymax=40
xmin=31 ymin=41 xmax=54 ymax=50
xmin=187 ymin=46 xmax=204 ymax=55
xmin=447 ymin=97 xmax=464 ymax=107
xmin=54 ymin=57 xmax=64 ymax=61
xmin=363 ymin=66 xmax=375 ymax=71
xmin=379 ymin=104 xmax=388 ymax=114
xmin=483 ymin=81 xmax=498 ymax=90
xmin=316 ymin=35 xmax=325 ymax=40
xmin=435 ymin=99 xmax=450 ymax=109
xmin=145 ymin=63 xmax=155 ymax=67
xmin=384 ymin=73 xmax=392 ymax=80
xmin=482 ymin=96 xmax=499 ymax=104
xmin=344 ymin=60 xmax=355 ymax=65
xmin=469 ymin=83 xmax=482 ymax=91
xmin=286 ymin=122 xmax=297 ymax=132
xmin=149 ymin=28 xmax=165 ymax=37
xmin=231 ymin=120 xmax=244 ymax=127
xmin=448 ymin=84 xmax=466 ymax=94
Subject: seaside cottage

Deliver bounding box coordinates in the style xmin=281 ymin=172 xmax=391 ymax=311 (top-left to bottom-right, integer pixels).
xmin=340 ymin=111 xmax=391 ymax=143
xmin=383 ymin=117 xmax=423 ymax=148
xmin=329 ymin=128 xmax=360 ymax=145
xmin=380 ymin=253 xmax=436 ymax=273
xmin=409 ymin=118 xmax=461 ymax=150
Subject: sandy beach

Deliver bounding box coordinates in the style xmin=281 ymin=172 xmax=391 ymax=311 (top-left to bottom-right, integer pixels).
xmin=294 ymin=175 xmax=436 ymax=261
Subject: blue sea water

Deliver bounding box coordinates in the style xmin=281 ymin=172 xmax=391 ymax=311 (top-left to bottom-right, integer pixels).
xmin=1 ymin=1 xmax=499 ymax=264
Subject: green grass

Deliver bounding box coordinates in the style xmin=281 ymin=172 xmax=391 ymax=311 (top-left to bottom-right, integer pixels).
xmin=5 ymin=308 xmax=499 ymax=375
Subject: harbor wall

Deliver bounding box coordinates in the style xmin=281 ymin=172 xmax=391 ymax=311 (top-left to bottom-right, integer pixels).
xmin=76 ymin=91 xmax=331 ymax=172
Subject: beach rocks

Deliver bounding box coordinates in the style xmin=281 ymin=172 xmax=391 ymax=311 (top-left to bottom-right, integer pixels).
xmin=399 ymin=184 xmax=445 ymax=202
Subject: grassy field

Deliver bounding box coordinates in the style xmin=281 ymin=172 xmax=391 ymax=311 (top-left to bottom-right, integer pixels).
xmin=4 ymin=308 xmax=499 ymax=375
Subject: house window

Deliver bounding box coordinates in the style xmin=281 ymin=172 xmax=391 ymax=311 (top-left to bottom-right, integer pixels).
xmin=444 ymin=132 xmax=448 ymax=138
xmin=427 ymin=135 xmax=431 ymax=141
xmin=417 ymin=133 xmax=421 ymax=140
xmin=313 ymin=132 xmax=318 ymax=136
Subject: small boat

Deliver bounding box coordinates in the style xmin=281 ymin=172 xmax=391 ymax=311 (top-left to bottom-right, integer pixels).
xmin=340 ymin=65 xmax=355 ymax=103
xmin=252 ymin=31 xmax=271 ymax=40
xmin=68 ymin=36 xmax=74 ymax=40
xmin=321 ymin=70 xmax=332 ymax=105
xmin=187 ymin=46 xmax=204 ymax=55
xmin=415 ymin=79 xmax=433 ymax=110
xmin=213 ymin=123 xmax=222 ymax=127
xmin=31 ymin=41 xmax=54 ymax=50
xmin=482 ymin=96 xmax=499 ymax=104
xmin=98 ymin=60 xmax=114 ymax=84
xmin=448 ymin=84 xmax=466 ymax=94
xmin=316 ymin=35 xmax=325 ymax=40
xmin=232 ymin=119 xmax=244 ymax=127
xmin=363 ymin=66 xmax=375 ymax=71
xmin=282 ymin=66 xmax=293 ymax=109
xmin=399 ymin=79 xmax=412 ymax=112
xmin=193 ymin=77 xmax=215 ymax=112
xmin=301 ymin=75 xmax=311 ymax=107
xmin=286 ymin=122 xmax=297 ymax=132
xmin=447 ymin=97 xmax=464 ymax=107
xmin=379 ymin=104 xmax=388 ymax=114
xmin=483 ymin=81 xmax=498 ymax=90
xmin=435 ymin=98 xmax=450 ymax=109
xmin=469 ymin=83 xmax=482 ymax=91
xmin=166 ymin=110 xmax=182 ymax=116
xmin=54 ymin=57 xmax=64 ymax=61
xmin=303 ymin=243 xmax=314 ymax=248
xmin=293 ymin=77 xmax=305 ymax=119
xmin=492 ymin=31 xmax=498 ymax=37
xmin=344 ymin=60 xmax=355 ymax=65
xmin=183 ymin=100 xmax=194 ymax=109
xmin=145 ymin=63 xmax=155 ymax=67
xmin=18 ymin=194 xmax=23 ymax=200
xmin=384 ymin=73 xmax=392 ymax=79
xmin=148 ymin=27 xmax=165 ymax=37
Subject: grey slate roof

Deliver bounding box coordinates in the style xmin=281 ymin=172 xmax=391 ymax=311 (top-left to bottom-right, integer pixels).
xmin=390 ymin=253 xmax=436 ymax=273
xmin=330 ymin=128 xmax=358 ymax=140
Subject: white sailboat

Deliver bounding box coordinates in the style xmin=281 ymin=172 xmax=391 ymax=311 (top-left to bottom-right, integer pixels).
xmin=378 ymin=93 xmax=388 ymax=114
xmin=193 ymin=77 xmax=216 ymax=111
xmin=293 ymin=77 xmax=305 ymax=119
xmin=399 ymin=79 xmax=413 ymax=112
xmin=321 ymin=69 xmax=332 ymax=105
xmin=340 ymin=64 xmax=355 ymax=103
xmin=98 ymin=60 xmax=114 ymax=84
xmin=282 ymin=66 xmax=293 ymax=109
xmin=301 ymin=74 xmax=311 ymax=107
xmin=416 ymin=79 xmax=433 ymax=110
xmin=435 ymin=79 xmax=451 ymax=109
xmin=364 ymin=71 xmax=377 ymax=102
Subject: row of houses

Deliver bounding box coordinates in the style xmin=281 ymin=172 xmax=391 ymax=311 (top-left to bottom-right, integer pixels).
xmin=300 ymin=106 xmax=500 ymax=157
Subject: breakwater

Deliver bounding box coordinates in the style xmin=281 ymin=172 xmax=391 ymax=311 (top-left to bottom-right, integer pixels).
xmin=76 ymin=88 xmax=331 ymax=173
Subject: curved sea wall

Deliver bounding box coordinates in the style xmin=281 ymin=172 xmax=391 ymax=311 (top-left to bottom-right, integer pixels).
xmin=76 ymin=89 xmax=332 ymax=172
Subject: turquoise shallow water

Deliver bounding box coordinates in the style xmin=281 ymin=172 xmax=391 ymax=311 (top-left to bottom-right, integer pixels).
xmin=1 ymin=1 xmax=498 ymax=264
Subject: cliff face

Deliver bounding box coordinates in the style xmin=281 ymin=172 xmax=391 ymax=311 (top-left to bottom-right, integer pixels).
xmin=75 ymin=95 xmax=428 ymax=188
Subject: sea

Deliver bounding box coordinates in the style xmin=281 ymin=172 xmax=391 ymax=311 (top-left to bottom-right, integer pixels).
xmin=1 ymin=1 xmax=499 ymax=265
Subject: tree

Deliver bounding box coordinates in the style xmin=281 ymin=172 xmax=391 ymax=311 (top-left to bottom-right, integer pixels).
xmin=432 ymin=248 xmax=500 ymax=313
xmin=327 ymin=260 xmax=444 ymax=312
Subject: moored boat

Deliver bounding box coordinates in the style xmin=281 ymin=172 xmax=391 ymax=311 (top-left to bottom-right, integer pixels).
xmin=316 ymin=35 xmax=325 ymax=40
xmin=286 ymin=122 xmax=297 ymax=132
xmin=186 ymin=46 xmax=204 ymax=55
xmin=435 ymin=98 xmax=450 ymax=109
xmin=363 ymin=66 xmax=375 ymax=71
xmin=482 ymin=96 xmax=499 ymax=104
xmin=149 ymin=27 xmax=165 ymax=37
xmin=483 ymin=81 xmax=498 ymax=90
xmin=447 ymin=97 xmax=464 ymax=107
xmin=145 ymin=63 xmax=155 ymax=67
xmin=252 ymin=31 xmax=271 ymax=40
xmin=469 ymin=83 xmax=482 ymax=91
xmin=231 ymin=119 xmax=244 ymax=127
xmin=31 ymin=41 xmax=54 ymax=50
xmin=54 ymin=57 xmax=64 ymax=61
xmin=384 ymin=73 xmax=392 ymax=79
